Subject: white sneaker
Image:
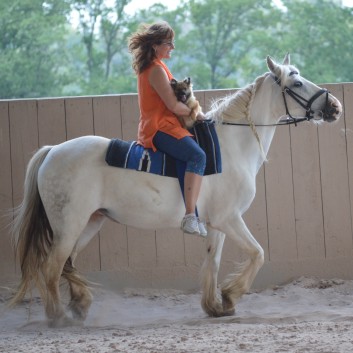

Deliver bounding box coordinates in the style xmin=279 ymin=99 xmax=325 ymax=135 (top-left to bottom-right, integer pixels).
xmin=198 ymin=219 xmax=207 ymax=237
xmin=181 ymin=214 xmax=200 ymax=235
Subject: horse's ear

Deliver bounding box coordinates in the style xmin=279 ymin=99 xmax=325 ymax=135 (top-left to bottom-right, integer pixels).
xmin=266 ymin=56 xmax=280 ymax=75
xmin=282 ymin=53 xmax=290 ymax=65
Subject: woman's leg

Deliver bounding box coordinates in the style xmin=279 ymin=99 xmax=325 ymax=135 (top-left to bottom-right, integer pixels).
xmin=184 ymin=172 xmax=203 ymax=215
xmin=153 ymin=132 xmax=206 ymax=227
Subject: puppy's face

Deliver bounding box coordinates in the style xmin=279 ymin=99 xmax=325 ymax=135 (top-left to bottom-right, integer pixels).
xmin=170 ymin=77 xmax=192 ymax=103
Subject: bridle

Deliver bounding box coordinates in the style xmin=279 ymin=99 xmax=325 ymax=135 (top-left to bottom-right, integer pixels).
xmin=278 ymin=75 xmax=329 ymax=126
xmin=222 ymin=73 xmax=329 ymax=127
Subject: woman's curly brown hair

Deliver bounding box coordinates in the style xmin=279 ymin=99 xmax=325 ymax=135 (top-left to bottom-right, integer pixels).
xmin=128 ymin=21 xmax=174 ymax=74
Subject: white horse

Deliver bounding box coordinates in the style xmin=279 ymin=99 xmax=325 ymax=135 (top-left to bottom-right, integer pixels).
xmin=11 ymin=54 xmax=342 ymax=327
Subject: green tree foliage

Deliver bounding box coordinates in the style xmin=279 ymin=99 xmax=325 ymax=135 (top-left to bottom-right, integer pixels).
xmin=0 ymin=0 xmax=352 ymax=98
xmin=278 ymin=0 xmax=353 ymax=83
xmin=69 ymin=0 xmax=134 ymax=95
xmin=0 ymin=0 xmax=71 ymax=98
xmin=186 ymin=0 xmax=281 ymax=89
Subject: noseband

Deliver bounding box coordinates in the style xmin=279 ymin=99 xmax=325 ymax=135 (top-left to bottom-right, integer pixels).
xmin=275 ymin=75 xmax=329 ymax=126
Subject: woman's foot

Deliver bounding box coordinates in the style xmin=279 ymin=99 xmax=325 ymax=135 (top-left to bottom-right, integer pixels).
xmin=181 ymin=214 xmax=207 ymax=237
xmin=198 ymin=219 xmax=207 ymax=237
xmin=181 ymin=214 xmax=200 ymax=235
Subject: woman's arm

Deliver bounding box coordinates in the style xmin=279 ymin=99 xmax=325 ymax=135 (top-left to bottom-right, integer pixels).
xmin=149 ymin=65 xmax=192 ymax=117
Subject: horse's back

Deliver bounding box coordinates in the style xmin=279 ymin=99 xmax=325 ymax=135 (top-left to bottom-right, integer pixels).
xmin=51 ymin=135 xmax=110 ymax=159
xmin=40 ymin=135 xmax=110 ymax=179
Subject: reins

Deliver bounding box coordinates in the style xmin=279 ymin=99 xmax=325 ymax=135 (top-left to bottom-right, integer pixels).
xmin=222 ymin=115 xmax=312 ymax=127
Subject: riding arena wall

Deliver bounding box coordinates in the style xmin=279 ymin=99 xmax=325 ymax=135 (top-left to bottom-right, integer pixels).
xmin=1 ymin=83 xmax=353 ymax=291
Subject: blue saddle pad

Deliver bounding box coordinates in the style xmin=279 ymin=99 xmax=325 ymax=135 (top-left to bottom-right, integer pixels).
xmin=105 ymin=120 xmax=222 ymax=178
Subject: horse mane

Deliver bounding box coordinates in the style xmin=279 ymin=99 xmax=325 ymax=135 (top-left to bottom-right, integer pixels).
xmin=207 ymin=72 xmax=271 ymax=160
xmin=206 ymin=72 xmax=270 ymax=124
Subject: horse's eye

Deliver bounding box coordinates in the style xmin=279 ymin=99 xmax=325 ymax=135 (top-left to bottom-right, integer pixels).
xmin=294 ymin=81 xmax=303 ymax=88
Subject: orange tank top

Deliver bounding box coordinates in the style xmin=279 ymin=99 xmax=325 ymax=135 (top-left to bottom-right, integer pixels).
xmin=137 ymin=59 xmax=192 ymax=151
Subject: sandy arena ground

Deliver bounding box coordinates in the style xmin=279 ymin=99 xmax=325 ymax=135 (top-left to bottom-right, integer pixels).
xmin=1 ymin=277 xmax=353 ymax=353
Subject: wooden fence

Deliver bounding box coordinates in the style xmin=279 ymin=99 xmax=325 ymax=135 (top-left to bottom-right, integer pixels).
xmin=1 ymin=82 xmax=353 ymax=290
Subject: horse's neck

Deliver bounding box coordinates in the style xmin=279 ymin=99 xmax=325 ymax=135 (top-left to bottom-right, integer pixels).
xmin=247 ymin=75 xmax=283 ymax=168
xmin=217 ymin=75 xmax=282 ymax=176
xmin=249 ymin=74 xmax=284 ymax=127
xmin=218 ymin=124 xmax=276 ymax=177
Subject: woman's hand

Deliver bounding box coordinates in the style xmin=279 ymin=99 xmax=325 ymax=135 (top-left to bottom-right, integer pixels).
xmin=196 ymin=111 xmax=206 ymax=121
xmin=149 ymin=66 xmax=191 ymax=117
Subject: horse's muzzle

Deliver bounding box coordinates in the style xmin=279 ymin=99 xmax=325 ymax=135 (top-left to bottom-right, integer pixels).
xmin=324 ymin=98 xmax=342 ymax=122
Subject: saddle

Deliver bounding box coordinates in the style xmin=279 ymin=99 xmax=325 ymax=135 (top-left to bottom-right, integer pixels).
xmin=105 ymin=120 xmax=222 ymax=178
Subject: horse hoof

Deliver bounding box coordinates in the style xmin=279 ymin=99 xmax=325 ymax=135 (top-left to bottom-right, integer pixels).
xmin=69 ymin=306 xmax=88 ymax=321
xmin=68 ymin=300 xmax=90 ymax=321
xmin=221 ymin=295 xmax=235 ymax=316
xmin=222 ymin=294 xmax=235 ymax=316
xmin=222 ymin=308 xmax=235 ymax=316
xmin=202 ymin=302 xmax=235 ymax=317
xmin=202 ymin=300 xmax=224 ymax=317
xmin=48 ymin=316 xmax=84 ymax=328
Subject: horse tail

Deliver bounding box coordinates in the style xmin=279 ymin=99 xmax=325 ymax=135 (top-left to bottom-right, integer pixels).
xmin=9 ymin=145 xmax=53 ymax=306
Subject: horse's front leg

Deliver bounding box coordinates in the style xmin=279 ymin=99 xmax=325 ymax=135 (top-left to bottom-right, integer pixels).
xmin=200 ymin=228 xmax=225 ymax=317
xmin=219 ymin=216 xmax=264 ymax=315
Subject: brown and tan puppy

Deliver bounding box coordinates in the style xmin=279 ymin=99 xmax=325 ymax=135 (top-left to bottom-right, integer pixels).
xmin=171 ymin=77 xmax=202 ymax=129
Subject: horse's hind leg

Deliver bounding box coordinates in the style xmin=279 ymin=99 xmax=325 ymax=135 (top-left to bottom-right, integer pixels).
xmin=42 ymin=242 xmax=78 ymax=327
xmin=62 ymin=257 xmax=93 ymax=321
xmin=42 ymin=212 xmax=100 ymax=327
xmin=200 ymin=228 xmax=225 ymax=317
xmin=63 ymin=211 xmax=106 ymax=321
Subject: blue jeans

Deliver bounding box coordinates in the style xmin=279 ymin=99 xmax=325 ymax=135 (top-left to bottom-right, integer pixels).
xmin=153 ymin=131 xmax=206 ymax=175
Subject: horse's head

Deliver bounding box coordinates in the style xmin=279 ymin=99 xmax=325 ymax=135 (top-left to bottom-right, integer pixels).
xmin=267 ymin=54 xmax=342 ymax=123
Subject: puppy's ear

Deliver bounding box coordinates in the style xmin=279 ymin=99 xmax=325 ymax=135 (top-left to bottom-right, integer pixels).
xmin=184 ymin=77 xmax=191 ymax=85
xmin=170 ymin=78 xmax=177 ymax=87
